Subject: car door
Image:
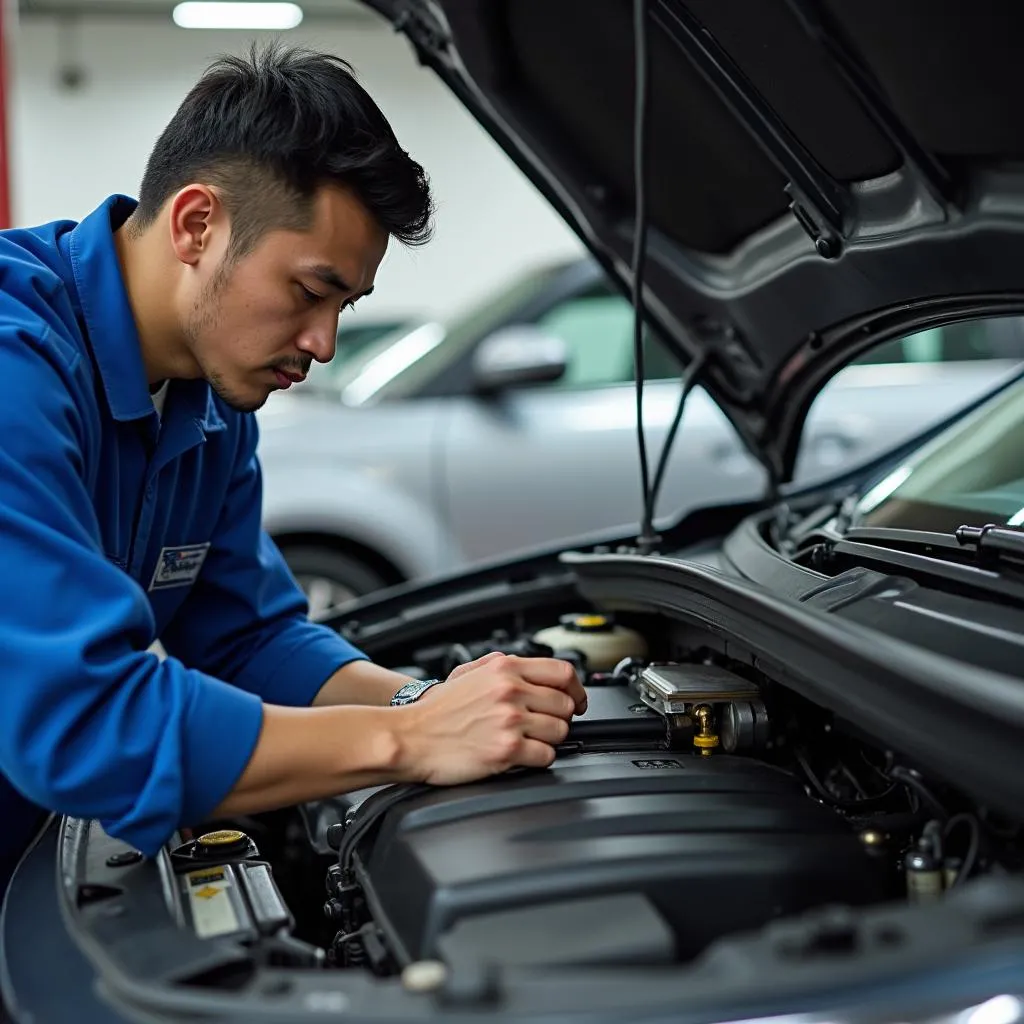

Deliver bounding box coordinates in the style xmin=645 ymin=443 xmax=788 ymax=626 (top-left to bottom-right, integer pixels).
xmin=443 ymin=286 xmax=767 ymax=566
xmin=257 ymin=388 xmax=461 ymax=584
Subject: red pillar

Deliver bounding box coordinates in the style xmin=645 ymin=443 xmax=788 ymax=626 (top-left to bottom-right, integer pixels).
xmin=0 ymin=0 xmax=11 ymax=228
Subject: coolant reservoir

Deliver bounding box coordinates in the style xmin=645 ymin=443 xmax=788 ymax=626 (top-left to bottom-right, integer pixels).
xmin=531 ymin=613 xmax=648 ymax=672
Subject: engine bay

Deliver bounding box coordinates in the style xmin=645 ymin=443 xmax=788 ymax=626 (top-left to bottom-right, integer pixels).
xmin=171 ymin=605 xmax=1022 ymax=988
xmin=322 ymin=747 xmax=885 ymax=972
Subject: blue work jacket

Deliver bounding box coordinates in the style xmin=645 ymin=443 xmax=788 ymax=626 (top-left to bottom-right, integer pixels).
xmin=0 ymin=196 xmax=368 ymax=892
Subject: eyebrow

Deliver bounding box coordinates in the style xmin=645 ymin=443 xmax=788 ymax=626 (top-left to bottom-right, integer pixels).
xmin=310 ymin=264 xmax=375 ymax=299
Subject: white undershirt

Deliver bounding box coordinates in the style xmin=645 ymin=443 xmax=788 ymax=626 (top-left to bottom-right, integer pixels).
xmin=151 ymin=381 xmax=169 ymax=418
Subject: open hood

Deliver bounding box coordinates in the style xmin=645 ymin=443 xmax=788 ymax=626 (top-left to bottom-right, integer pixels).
xmin=361 ymin=0 xmax=1024 ymax=482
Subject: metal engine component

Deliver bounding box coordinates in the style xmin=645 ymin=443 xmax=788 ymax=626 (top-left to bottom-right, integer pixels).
xmin=637 ymin=663 xmax=760 ymax=710
xmin=692 ymin=704 xmax=719 ymax=757
xmin=634 ymin=663 xmax=769 ymax=753
xmin=720 ymin=700 xmax=771 ymax=753
xmin=905 ymin=836 xmax=944 ymax=903
xmin=905 ymin=821 xmax=946 ymax=904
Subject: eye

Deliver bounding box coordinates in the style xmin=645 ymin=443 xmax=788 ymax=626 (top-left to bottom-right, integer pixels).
xmin=340 ymin=299 xmax=357 ymax=315
xmin=298 ymin=284 xmax=325 ymax=305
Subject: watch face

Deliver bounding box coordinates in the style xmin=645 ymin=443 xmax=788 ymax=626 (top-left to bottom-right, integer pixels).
xmin=391 ymin=680 xmax=436 ymax=706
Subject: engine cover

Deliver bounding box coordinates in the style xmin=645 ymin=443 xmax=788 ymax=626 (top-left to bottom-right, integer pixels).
xmin=347 ymin=750 xmax=886 ymax=968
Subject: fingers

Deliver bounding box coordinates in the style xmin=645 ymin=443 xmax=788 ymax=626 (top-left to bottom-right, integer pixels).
xmin=574 ymin=688 xmax=589 ymax=717
xmin=449 ymin=652 xmax=589 ymax=716
xmin=517 ymin=682 xmax=575 ymax=720
xmin=514 ymin=738 xmax=558 ymax=770
xmin=511 ymin=656 xmax=588 ymax=715
xmin=409 ymin=652 xmax=584 ymax=785
xmin=520 ymin=710 xmax=570 ymax=746
xmin=447 ymin=650 xmax=505 ymax=681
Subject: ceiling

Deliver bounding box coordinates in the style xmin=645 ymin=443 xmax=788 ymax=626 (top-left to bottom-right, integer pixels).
xmin=18 ymin=0 xmax=376 ymax=20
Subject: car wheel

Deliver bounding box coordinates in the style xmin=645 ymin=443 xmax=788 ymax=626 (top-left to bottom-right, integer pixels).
xmin=278 ymin=545 xmax=391 ymax=619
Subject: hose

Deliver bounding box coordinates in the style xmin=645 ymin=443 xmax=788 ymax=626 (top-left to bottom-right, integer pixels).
xmin=944 ymin=813 xmax=981 ymax=887
xmin=889 ymin=766 xmax=947 ymax=820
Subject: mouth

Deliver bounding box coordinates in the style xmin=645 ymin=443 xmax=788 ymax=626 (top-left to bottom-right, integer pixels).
xmin=272 ymin=368 xmax=306 ymax=389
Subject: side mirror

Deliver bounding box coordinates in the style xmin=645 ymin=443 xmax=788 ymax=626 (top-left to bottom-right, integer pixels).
xmin=471 ymin=326 xmax=568 ymax=392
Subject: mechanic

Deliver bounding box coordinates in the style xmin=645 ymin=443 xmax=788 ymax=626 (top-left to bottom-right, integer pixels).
xmin=0 ymin=44 xmax=587 ymax=905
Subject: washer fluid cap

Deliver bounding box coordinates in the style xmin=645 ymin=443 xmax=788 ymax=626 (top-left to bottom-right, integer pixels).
xmin=561 ymin=613 xmax=614 ymax=633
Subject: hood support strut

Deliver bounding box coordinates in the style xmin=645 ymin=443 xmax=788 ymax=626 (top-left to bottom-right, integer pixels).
xmin=653 ymin=0 xmax=850 ymax=257
xmin=785 ymin=0 xmax=955 ymax=208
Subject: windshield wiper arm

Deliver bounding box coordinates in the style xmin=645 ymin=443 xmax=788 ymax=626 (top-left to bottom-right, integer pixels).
xmin=842 ymin=524 xmax=1024 ymax=569
xmin=955 ymin=524 xmax=1024 ymax=567
xmin=828 ymin=525 xmax=1024 ymax=605
xmin=842 ymin=526 xmax=962 ymax=553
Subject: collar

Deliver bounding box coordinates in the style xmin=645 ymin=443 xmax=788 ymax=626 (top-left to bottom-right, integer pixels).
xmin=177 ymin=378 xmax=228 ymax=436
xmin=68 ymin=195 xmax=157 ymax=423
xmin=66 ymin=195 xmax=227 ymax=440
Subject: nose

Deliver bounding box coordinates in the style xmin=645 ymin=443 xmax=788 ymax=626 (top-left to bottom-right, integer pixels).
xmin=295 ymin=310 xmax=339 ymax=364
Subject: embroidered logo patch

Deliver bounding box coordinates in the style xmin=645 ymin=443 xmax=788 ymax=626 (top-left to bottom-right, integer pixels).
xmin=149 ymin=543 xmax=211 ymax=591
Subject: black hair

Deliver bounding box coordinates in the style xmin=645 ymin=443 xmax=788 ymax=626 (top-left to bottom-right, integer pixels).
xmin=132 ymin=42 xmax=433 ymax=255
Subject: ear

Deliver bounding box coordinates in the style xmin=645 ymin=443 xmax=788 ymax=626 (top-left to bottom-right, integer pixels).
xmin=167 ymin=185 xmax=227 ymax=267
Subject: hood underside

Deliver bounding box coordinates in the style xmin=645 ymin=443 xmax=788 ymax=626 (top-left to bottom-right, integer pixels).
xmin=363 ymin=0 xmax=1024 ymax=481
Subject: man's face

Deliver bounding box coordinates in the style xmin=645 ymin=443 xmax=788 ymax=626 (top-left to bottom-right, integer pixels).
xmin=182 ymin=185 xmax=388 ymax=413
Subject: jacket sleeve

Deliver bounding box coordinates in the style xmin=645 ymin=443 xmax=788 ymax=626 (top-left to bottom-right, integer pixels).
xmin=0 ymin=326 xmax=265 ymax=858
xmin=159 ymin=413 xmax=369 ymax=707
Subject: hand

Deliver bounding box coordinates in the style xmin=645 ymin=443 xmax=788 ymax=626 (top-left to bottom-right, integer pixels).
xmin=396 ymin=652 xmax=587 ymax=786
xmin=444 ymin=651 xmax=587 ymax=714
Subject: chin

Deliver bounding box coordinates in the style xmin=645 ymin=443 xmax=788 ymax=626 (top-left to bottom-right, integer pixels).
xmin=235 ymin=390 xmax=271 ymax=414
xmin=208 ymin=375 xmax=270 ymax=414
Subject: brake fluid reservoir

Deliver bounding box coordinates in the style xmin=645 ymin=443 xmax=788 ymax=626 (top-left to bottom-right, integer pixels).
xmin=531 ymin=613 xmax=648 ymax=671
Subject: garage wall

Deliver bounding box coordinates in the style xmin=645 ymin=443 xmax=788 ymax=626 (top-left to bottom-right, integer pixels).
xmin=8 ymin=14 xmax=584 ymax=319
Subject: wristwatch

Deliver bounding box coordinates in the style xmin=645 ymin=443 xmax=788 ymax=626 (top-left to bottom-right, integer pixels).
xmin=390 ymin=678 xmax=444 ymax=706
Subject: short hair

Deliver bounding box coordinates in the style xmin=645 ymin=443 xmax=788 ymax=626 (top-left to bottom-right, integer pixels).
xmin=132 ymin=42 xmax=433 ymax=256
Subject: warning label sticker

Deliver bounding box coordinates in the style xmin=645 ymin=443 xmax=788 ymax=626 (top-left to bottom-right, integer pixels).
xmin=186 ymin=868 xmax=239 ymax=939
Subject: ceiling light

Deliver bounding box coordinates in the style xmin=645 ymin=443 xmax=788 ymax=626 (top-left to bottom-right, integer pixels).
xmin=172 ymin=2 xmax=304 ymax=30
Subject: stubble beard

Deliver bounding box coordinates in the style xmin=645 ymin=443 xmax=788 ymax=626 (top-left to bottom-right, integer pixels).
xmin=184 ymin=262 xmax=269 ymax=414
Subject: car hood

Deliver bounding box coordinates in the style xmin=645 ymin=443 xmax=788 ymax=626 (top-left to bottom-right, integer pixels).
xmin=359 ymin=0 xmax=1024 ymax=482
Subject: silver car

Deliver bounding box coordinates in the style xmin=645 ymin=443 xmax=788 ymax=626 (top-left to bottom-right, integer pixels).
xmin=257 ymin=257 xmax=1020 ymax=615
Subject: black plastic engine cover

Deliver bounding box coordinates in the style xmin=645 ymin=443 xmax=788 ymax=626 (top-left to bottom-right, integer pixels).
xmin=351 ymin=750 xmax=886 ymax=967
xmin=303 ymin=685 xmax=667 ymax=856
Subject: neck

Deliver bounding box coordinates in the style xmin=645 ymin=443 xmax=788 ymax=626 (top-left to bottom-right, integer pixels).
xmin=114 ymin=218 xmax=200 ymax=386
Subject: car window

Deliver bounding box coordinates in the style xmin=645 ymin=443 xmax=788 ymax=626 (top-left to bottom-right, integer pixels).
xmin=853 ymin=372 xmax=1024 ymax=534
xmin=851 ymin=317 xmax=1024 ymax=365
xmin=795 ymin=314 xmax=1024 ymax=484
xmin=533 ymin=286 xmax=682 ymax=389
xmin=331 ymin=261 xmax=578 ymax=404
xmin=304 ymin=319 xmax=415 ymax=392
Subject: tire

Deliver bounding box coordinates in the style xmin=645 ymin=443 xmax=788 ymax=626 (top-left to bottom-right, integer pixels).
xmin=278 ymin=544 xmax=391 ymax=619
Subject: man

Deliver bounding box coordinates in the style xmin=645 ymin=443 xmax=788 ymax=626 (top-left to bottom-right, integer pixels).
xmin=0 ymin=44 xmax=586 ymax=902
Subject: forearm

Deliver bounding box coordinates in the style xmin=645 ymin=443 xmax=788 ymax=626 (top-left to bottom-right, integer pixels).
xmin=211 ymin=702 xmax=420 ymax=818
xmin=211 ymin=652 xmax=589 ymax=819
xmin=311 ymin=659 xmax=413 ymax=708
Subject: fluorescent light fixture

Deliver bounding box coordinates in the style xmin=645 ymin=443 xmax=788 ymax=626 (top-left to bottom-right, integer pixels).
xmin=172 ymin=2 xmax=304 ymax=30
